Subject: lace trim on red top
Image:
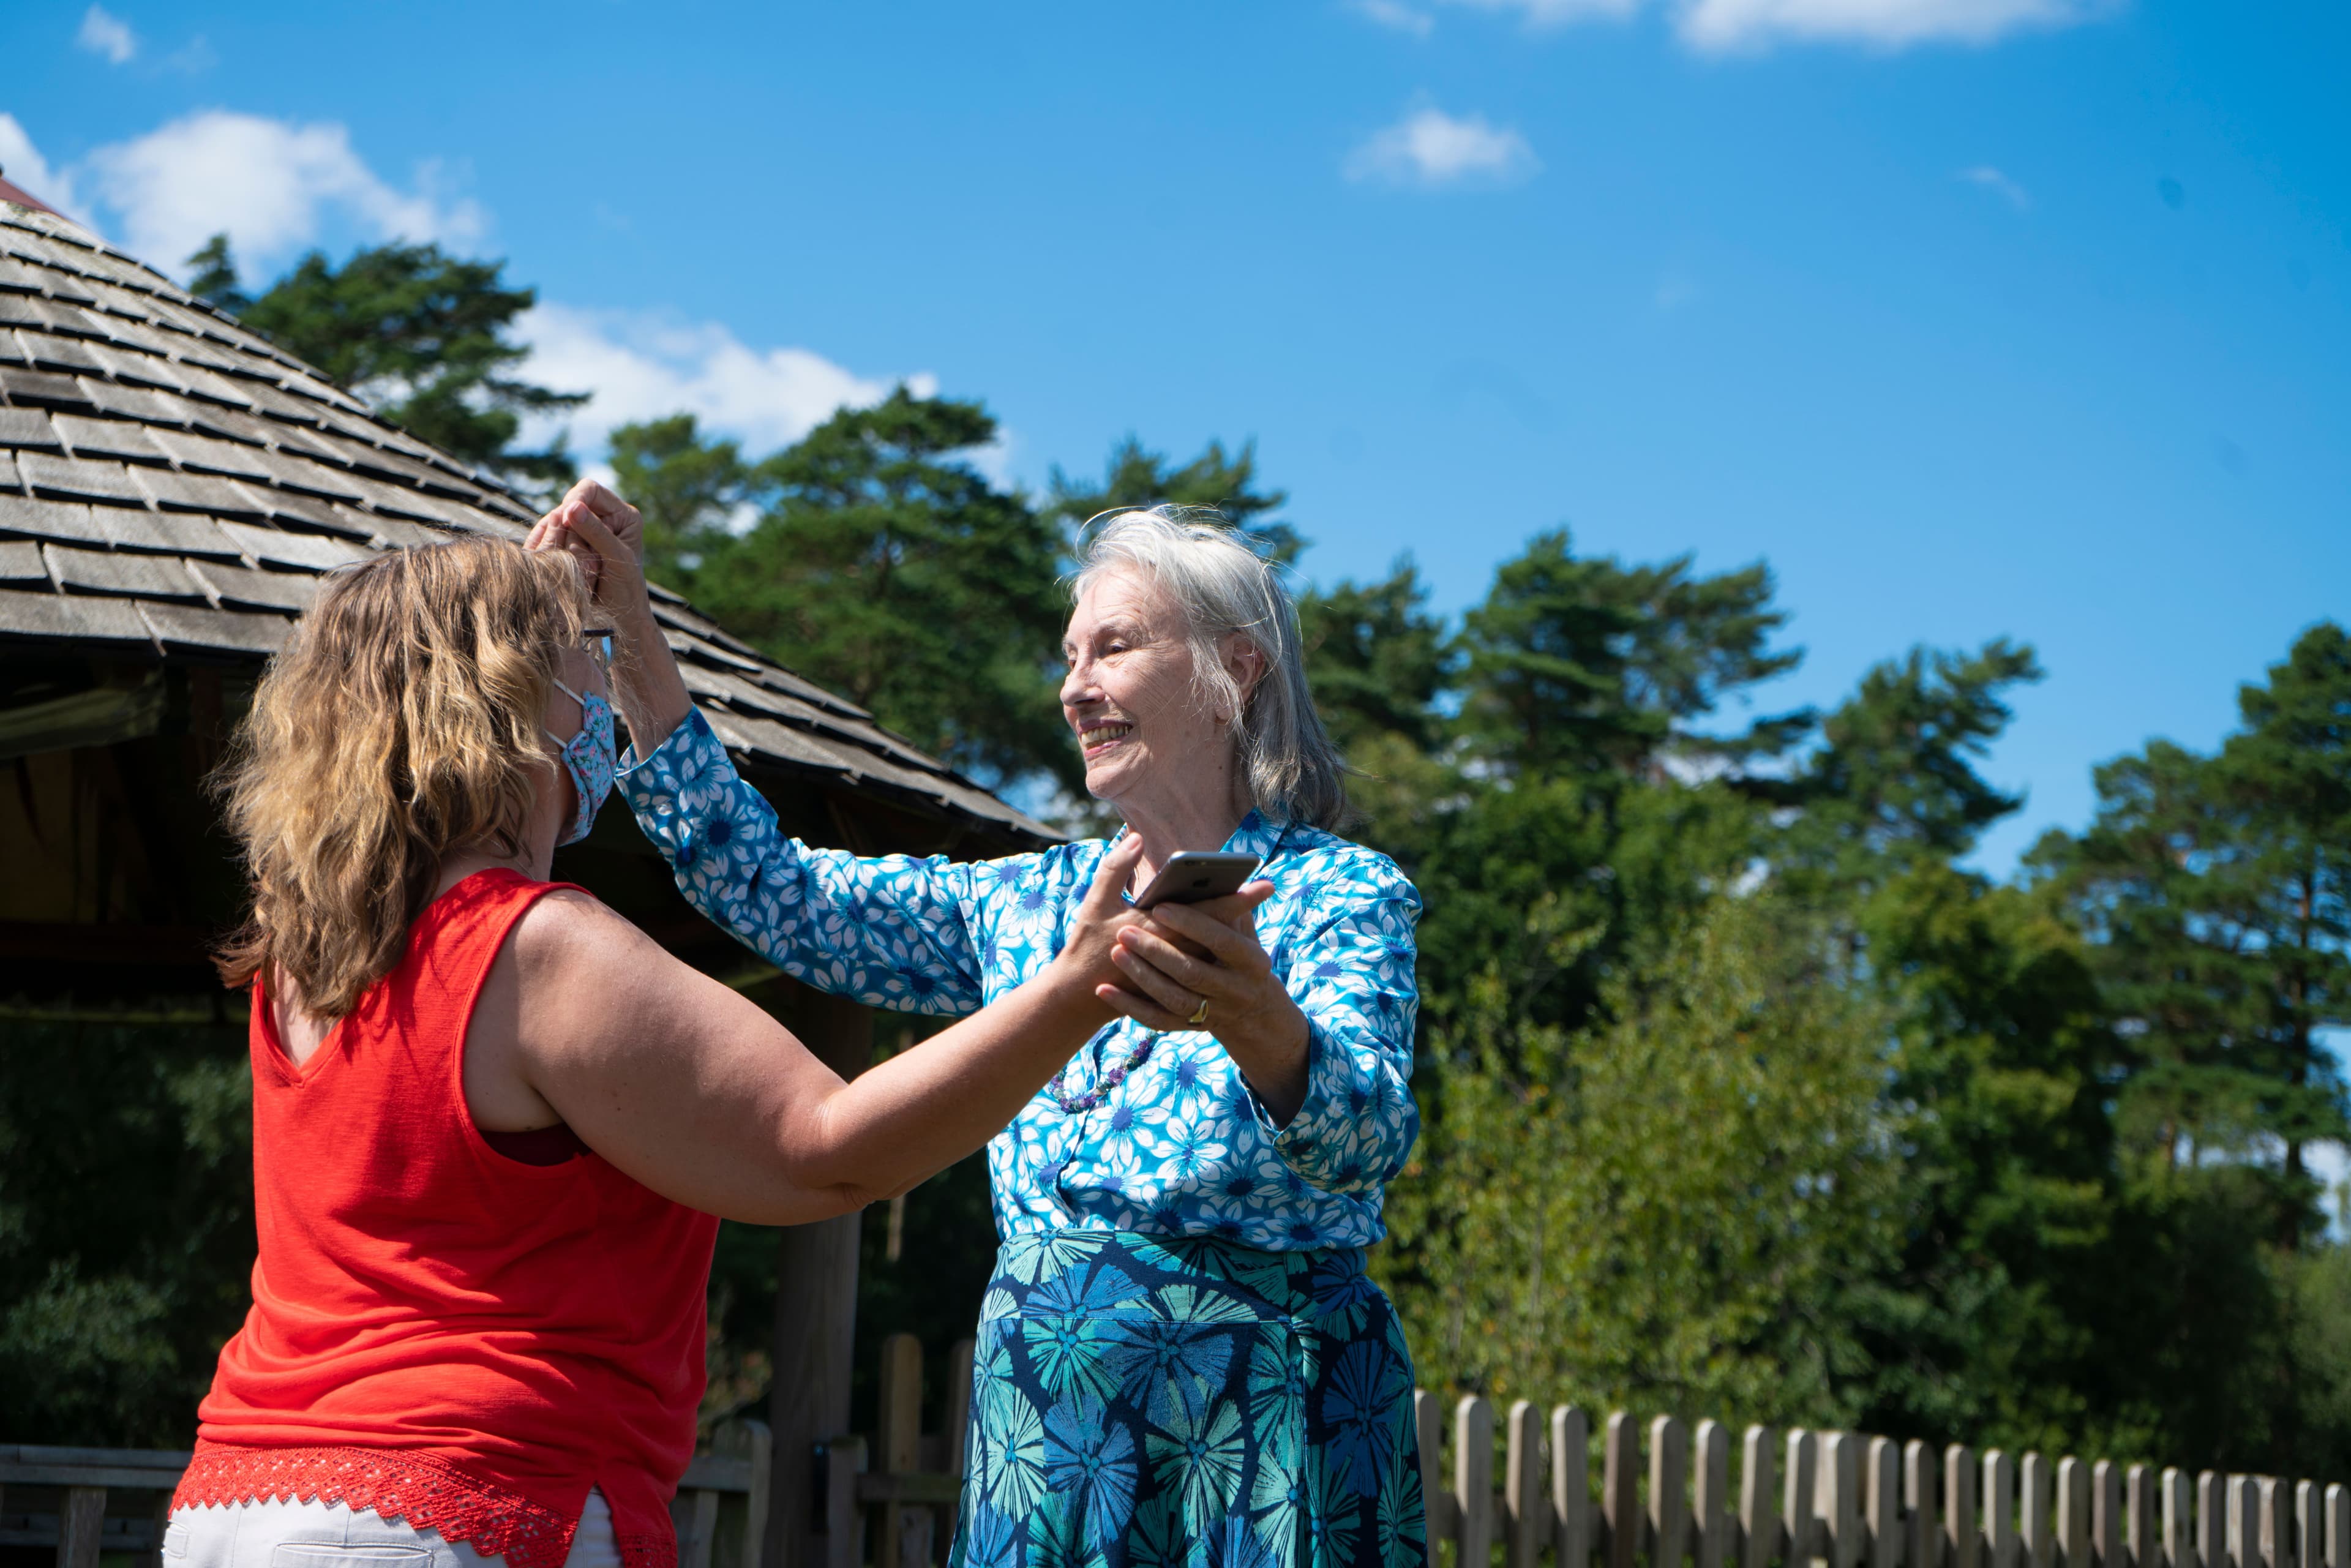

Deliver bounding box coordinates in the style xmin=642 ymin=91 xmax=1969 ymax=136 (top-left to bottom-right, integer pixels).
xmin=170 ymin=1444 xmax=678 ymax=1568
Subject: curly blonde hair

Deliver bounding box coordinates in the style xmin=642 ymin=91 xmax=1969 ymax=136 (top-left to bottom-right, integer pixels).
xmin=214 ymin=536 xmax=586 ymax=1019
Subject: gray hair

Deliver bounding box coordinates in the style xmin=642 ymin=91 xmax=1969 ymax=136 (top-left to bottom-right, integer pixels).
xmin=1072 ymin=506 xmax=1351 ymax=829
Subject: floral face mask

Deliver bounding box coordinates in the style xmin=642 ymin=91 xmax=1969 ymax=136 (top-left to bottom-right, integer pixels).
xmin=545 ymin=678 xmax=616 ymax=847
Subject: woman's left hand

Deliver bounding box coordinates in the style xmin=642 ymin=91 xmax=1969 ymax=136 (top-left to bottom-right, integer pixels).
xmin=1106 ymin=883 xmax=1313 ymax=1125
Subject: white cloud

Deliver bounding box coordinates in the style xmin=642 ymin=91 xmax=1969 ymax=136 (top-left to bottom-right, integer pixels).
xmin=1959 ymin=163 xmax=2031 ymax=209
xmin=77 ymin=5 xmax=137 ymax=64
xmin=1676 ymin=0 xmax=2108 ymax=49
xmin=0 ymin=114 xmax=86 ymax=221
xmin=1346 ymin=106 xmax=1539 ymax=188
xmin=83 ymin=111 xmax=486 ymax=276
xmin=520 ymin=304 xmax=938 ymax=460
xmin=1349 ymin=0 xmax=1438 ymax=36
xmin=1426 ymin=0 xmax=2110 ymax=47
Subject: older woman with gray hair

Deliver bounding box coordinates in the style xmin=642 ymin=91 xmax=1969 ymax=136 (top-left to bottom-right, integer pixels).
xmin=549 ymin=500 xmax=1425 ymax=1566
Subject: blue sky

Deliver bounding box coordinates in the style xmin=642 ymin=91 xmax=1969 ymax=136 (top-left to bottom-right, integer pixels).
xmin=5 ymin=0 xmax=2347 ymax=872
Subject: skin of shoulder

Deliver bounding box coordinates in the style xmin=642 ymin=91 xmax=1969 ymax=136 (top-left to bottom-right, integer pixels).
xmin=468 ymin=887 xmax=858 ymax=1223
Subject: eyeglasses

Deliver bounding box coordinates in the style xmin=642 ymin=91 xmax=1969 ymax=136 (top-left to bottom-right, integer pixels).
xmin=582 ymin=629 xmax=615 ymax=675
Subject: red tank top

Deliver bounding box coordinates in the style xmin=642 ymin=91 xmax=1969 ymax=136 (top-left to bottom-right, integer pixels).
xmin=176 ymin=871 xmax=721 ymax=1568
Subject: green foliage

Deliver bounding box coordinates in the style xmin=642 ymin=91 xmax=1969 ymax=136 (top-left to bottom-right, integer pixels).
xmin=0 ymin=1019 xmax=254 ymax=1445
xmin=1377 ymin=893 xmax=1899 ymax=1424
xmin=186 ymin=234 xmax=585 ymax=495
xmin=1455 ymin=529 xmax=1809 ymax=778
xmin=1047 ymin=434 xmax=1302 ymax=565
xmin=618 ymin=391 xmax=1076 ymax=788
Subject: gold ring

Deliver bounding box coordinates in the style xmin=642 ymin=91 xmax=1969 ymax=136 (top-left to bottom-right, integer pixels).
xmin=1187 ymin=996 xmax=1210 ymax=1027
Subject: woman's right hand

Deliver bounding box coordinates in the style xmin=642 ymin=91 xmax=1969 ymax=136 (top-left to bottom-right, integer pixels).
xmin=1047 ymin=835 xmax=1152 ymax=1008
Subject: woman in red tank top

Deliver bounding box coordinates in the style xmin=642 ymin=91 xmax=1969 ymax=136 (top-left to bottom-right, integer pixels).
xmin=170 ymin=487 xmax=1160 ymax=1568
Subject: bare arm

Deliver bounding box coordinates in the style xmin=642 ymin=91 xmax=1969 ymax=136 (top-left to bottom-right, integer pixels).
xmin=499 ymin=836 xmax=1147 ymax=1224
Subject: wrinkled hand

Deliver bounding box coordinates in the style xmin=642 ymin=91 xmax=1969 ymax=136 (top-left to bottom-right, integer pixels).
xmin=526 ymin=481 xmax=651 ymax=634
xmin=1108 ymin=882 xmax=1311 ymax=1123
xmin=1048 ymin=836 xmax=1156 ymax=1008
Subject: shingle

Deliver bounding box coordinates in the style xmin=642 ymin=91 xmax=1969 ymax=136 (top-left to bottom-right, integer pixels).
xmin=131 ymin=466 xmax=270 ymax=519
xmin=275 ymin=492 xmax=377 ymax=537
xmin=97 ymin=507 xmax=246 ymax=560
xmin=243 ymin=444 xmax=365 ymax=503
xmin=81 ymin=339 xmax=192 ymax=394
xmin=0 ymin=494 xmax=109 ymax=546
xmin=346 ymin=473 xmax=472 ymax=527
xmin=0 ymin=296 xmax=90 ymax=335
xmin=0 ymin=539 xmax=45 ymax=585
xmin=169 ymin=361 xmax=259 ymax=411
xmin=184 ymin=560 xmax=321 ymax=613
xmin=19 ymin=452 xmax=151 ymax=507
xmin=139 ymin=602 xmax=291 ymax=656
xmin=0 ymin=330 xmax=25 ymax=367
xmin=216 ymin=520 xmax=372 ymax=572
xmin=0 ymin=452 xmax=15 ymax=493
xmin=54 ymin=415 xmax=168 ymax=465
xmin=74 ymin=378 xmax=190 ymax=427
xmin=0 ymin=407 xmax=63 ymax=452
xmin=42 ymin=543 xmax=204 ymax=601
xmin=0 ymin=367 xmax=99 ymax=413
xmin=0 ymin=586 xmax=151 ymax=646
xmin=363 ymin=515 xmax=455 ymax=549
xmin=16 ymin=330 xmax=108 ymax=376
xmin=665 ymin=627 xmax=767 ymax=676
xmin=703 ymin=709 xmax=856 ymax=779
xmin=146 ymin=429 xmax=273 ymax=482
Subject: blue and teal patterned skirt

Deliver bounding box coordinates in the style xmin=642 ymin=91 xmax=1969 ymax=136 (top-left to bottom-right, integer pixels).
xmin=947 ymin=1229 xmax=1425 ymax=1568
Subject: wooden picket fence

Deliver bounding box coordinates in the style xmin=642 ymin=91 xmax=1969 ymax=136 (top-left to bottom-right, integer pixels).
xmin=1411 ymin=1394 xmax=2351 ymax=1568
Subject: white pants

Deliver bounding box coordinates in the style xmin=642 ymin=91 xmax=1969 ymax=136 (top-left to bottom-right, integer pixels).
xmin=167 ymin=1488 xmax=621 ymax=1568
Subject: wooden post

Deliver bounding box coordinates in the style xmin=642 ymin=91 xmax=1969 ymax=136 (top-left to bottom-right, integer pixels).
xmin=2163 ymin=1471 xmax=2195 ymax=1568
xmin=2058 ymin=1460 xmax=2088 ymax=1568
xmin=59 ymin=1486 xmax=106 ymax=1568
xmin=1741 ymin=1428 xmax=1780 ymax=1568
xmin=820 ymin=1436 xmax=866 ymax=1568
xmin=2300 ymin=1485 xmax=2320 ymax=1568
xmin=1459 ymin=1397 xmax=1497 ymax=1568
xmin=1905 ymin=1441 xmax=1935 ymax=1568
xmin=1608 ymin=1411 xmax=1643 ymax=1568
xmin=2128 ymin=1468 xmax=2154 ymax=1568
xmin=2092 ymin=1463 xmax=2120 ymax=1568
xmin=1985 ymin=1452 xmax=2019 ymax=1568
xmin=1949 ymin=1447 xmax=1981 ymax=1568
xmin=2200 ymin=1475 xmax=2227 ymax=1568
xmin=1507 ymin=1401 xmax=1549 ymax=1568
xmin=1787 ymin=1431 xmax=1821 ymax=1568
xmin=2229 ymin=1477 xmax=2257 ymax=1568
xmin=1820 ymin=1434 xmax=1862 ymax=1568
xmin=766 ymin=988 xmax=872 ymax=1568
xmin=2021 ymin=1457 xmax=2050 ymax=1568
xmin=1556 ymin=1407 xmax=1595 ymax=1568
xmin=2260 ymin=1481 xmax=2287 ymax=1568
xmin=2327 ymin=1486 xmax=2349 ymax=1568
xmin=1865 ymin=1438 xmax=1900 ymax=1568
xmin=1419 ymin=1390 xmax=1458 ymax=1555
xmin=1655 ymin=1417 xmax=1693 ymax=1568
xmin=1696 ymin=1422 xmax=1732 ymax=1568
xmin=943 ymin=1338 xmax=975 ymax=1479
xmin=877 ymin=1333 xmax=927 ymax=1568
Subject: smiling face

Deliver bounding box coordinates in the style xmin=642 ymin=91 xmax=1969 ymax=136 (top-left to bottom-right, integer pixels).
xmin=1060 ymin=566 xmax=1247 ymax=819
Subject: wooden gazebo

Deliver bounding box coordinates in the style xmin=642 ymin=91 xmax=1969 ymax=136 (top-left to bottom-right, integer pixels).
xmin=0 ymin=184 xmax=1048 ymax=1566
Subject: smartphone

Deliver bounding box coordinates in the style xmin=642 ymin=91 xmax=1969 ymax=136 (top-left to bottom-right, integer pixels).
xmin=1133 ymin=852 xmax=1263 ymax=910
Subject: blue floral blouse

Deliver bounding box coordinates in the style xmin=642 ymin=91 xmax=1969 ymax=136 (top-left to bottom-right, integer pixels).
xmin=619 ymin=708 xmax=1423 ymax=1253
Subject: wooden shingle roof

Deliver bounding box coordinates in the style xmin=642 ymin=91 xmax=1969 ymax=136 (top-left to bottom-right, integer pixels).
xmin=0 ymin=197 xmax=1051 ymax=845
